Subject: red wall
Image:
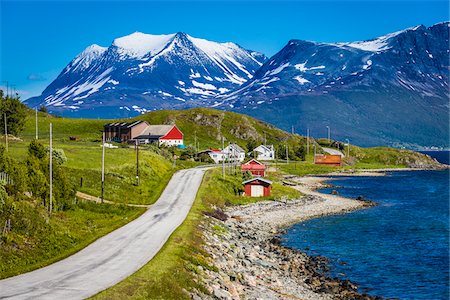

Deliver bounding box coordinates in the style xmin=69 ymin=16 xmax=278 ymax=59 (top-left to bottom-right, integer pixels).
xmin=244 ymin=182 xmax=271 ymax=197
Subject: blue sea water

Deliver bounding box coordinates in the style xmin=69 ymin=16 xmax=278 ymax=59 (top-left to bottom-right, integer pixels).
xmin=419 ymin=150 xmax=450 ymax=165
xmin=283 ymin=169 xmax=449 ymax=299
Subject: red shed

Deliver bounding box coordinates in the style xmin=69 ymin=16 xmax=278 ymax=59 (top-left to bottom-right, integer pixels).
xmin=314 ymin=154 xmax=342 ymax=166
xmin=242 ymin=177 xmax=272 ymax=197
xmin=241 ymin=159 xmax=266 ymax=176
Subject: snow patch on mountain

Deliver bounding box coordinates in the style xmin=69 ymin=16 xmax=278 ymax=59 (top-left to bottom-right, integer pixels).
xmin=113 ymin=32 xmax=175 ymax=58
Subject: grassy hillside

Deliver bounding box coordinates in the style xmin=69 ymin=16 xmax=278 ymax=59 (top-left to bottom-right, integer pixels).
xmin=132 ymin=108 xmax=293 ymax=150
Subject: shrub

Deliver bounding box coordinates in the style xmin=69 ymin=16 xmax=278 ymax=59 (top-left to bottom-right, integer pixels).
xmin=47 ymin=148 xmax=67 ymax=165
xmin=0 ymin=91 xmax=27 ymax=136
xmin=28 ymin=140 xmax=46 ymax=159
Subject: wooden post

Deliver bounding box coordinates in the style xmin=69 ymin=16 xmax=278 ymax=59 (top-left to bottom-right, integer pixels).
xmin=101 ymin=132 xmax=105 ymax=203
xmin=136 ymin=139 xmax=139 ymax=186
xmin=222 ymin=136 xmax=225 ymax=178
xmin=306 ymin=128 xmax=310 ymax=155
xmin=286 ymin=144 xmax=289 ymax=165
xmin=4 ymin=113 xmax=7 ymax=152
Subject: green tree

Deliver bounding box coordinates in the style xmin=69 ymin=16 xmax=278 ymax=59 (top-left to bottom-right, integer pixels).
xmin=25 ymin=156 xmax=48 ymax=204
xmin=28 ymin=140 xmax=47 ymax=159
xmin=295 ymin=145 xmax=306 ymax=161
xmin=38 ymin=105 xmax=48 ymax=113
xmin=4 ymin=157 xmax=27 ymax=195
xmin=246 ymin=139 xmax=258 ymax=152
xmin=0 ymin=90 xmax=27 ymax=136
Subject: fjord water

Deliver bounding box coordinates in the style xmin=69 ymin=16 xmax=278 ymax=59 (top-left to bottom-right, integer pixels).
xmin=283 ymin=169 xmax=449 ymax=299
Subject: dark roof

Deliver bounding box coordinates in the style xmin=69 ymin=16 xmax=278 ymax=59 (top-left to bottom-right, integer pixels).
xmin=104 ymin=120 xmax=148 ymax=129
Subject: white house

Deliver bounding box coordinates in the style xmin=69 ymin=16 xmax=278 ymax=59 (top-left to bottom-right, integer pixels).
xmin=223 ymin=143 xmax=246 ymax=162
xmin=253 ymin=145 xmax=275 ymax=161
xmin=200 ymin=149 xmax=227 ymax=164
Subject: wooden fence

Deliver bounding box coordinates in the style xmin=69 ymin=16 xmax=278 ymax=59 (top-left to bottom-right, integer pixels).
xmin=0 ymin=172 xmax=13 ymax=185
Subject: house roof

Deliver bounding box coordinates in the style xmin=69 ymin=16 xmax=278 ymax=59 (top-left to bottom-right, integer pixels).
xmin=135 ymin=125 xmax=176 ymax=139
xmin=243 ymin=159 xmax=264 ymax=166
xmin=226 ymin=143 xmax=245 ymax=153
xmin=242 ymin=164 xmax=265 ymax=171
xmin=104 ymin=120 xmax=148 ymax=129
xmin=254 ymin=145 xmax=274 ymax=153
xmin=242 ymin=177 xmax=272 ymax=185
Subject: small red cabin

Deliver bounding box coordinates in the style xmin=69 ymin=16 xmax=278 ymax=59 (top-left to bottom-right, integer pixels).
xmin=241 ymin=159 xmax=266 ymax=176
xmin=242 ymin=177 xmax=272 ymax=197
xmin=314 ymin=154 xmax=342 ymax=166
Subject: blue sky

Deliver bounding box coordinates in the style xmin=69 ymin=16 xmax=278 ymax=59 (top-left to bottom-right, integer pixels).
xmin=1 ymin=0 xmax=448 ymax=99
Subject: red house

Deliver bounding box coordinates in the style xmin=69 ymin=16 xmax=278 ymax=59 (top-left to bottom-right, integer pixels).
xmin=241 ymin=159 xmax=266 ymax=176
xmin=135 ymin=125 xmax=184 ymax=147
xmin=314 ymin=154 xmax=342 ymax=166
xmin=242 ymin=177 xmax=272 ymax=197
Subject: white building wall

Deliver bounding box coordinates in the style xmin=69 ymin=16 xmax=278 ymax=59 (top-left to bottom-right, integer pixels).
xmin=254 ymin=145 xmax=275 ymax=161
xmin=159 ymin=139 xmax=184 ymax=147
xmin=208 ymin=152 xmax=227 ymax=164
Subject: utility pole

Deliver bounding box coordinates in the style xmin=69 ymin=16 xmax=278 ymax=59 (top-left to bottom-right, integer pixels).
xmin=313 ymin=143 xmax=317 ymax=163
xmin=135 ymin=139 xmax=139 ymax=186
xmin=326 ymin=126 xmax=330 ymax=143
xmin=275 ymin=148 xmax=278 ymax=171
xmin=35 ymin=107 xmax=38 ymax=140
xmin=194 ymin=131 xmax=197 ymax=161
xmin=101 ymin=132 xmax=105 ymax=203
xmin=3 ymin=113 xmax=7 ymax=152
xmin=286 ymin=144 xmax=289 ymax=165
xmin=306 ymin=128 xmax=310 ymax=155
xmin=49 ymin=123 xmax=53 ymax=214
xmin=345 ymin=138 xmax=350 ymax=157
xmin=291 ymin=125 xmax=294 ymax=135
xmin=222 ymin=136 xmax=225 ymax=178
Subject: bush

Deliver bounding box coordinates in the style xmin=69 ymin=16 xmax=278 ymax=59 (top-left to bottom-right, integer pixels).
xmin=47 ymin=148 xmax=67 ymax=165
xmin=28 ymin=140 xmax=47 ymax=159
xmin=0 ymin=91 xmax=27 ymax=136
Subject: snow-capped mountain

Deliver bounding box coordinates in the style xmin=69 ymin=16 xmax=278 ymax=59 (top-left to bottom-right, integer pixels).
xmin=220 ymin=22 xmax=449 ymax=148
xmin=219 ymin=22 xmax=449 ymax=104
xmin=25 ymin=32 xmax=267 ymax=117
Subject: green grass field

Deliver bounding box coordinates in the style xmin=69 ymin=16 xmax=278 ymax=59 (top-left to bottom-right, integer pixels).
xmin=0 ymin=201 xmax=144 ymax=279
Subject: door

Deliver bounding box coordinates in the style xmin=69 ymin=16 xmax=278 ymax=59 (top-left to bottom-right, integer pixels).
xmin=251 ymin=185 xmax=264 ymax=197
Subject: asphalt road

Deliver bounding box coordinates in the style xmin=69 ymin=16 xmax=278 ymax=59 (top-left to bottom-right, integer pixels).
xmin=0 ymin=167 xmax=206 ymax=300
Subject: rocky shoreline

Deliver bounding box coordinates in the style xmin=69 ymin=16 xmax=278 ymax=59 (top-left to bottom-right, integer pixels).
xmin=195 ymin=176 xmax=382 ymax=300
